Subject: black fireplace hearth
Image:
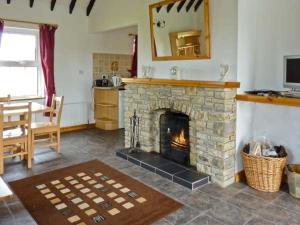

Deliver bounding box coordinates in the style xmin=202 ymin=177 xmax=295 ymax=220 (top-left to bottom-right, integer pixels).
xmin=160 ymin=110 xmax=190 ymax=166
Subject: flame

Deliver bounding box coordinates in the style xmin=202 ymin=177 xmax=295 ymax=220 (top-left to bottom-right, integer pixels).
xmin=173 ymin=129 xmax=187 ymax=145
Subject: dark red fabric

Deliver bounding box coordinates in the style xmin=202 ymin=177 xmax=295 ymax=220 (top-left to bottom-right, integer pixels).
xmin=129 ymin=35 xmax=138 ymax=77
xmin=0 ymin=20 xmax=4 ymax=46
xmin=39 ymin=24 xmax=57 ymax=107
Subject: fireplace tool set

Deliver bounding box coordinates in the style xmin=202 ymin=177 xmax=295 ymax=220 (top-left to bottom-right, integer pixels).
xmin=129 ymin=110 xmax=141 ymax=153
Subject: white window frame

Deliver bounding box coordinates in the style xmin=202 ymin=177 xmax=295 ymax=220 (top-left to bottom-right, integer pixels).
xmin=0 ymin=26 xmax=44 ymax=98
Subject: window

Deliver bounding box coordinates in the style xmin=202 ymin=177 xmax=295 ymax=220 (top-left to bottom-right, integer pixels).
xmin=0 ymin=27 xmax=43 ymax=97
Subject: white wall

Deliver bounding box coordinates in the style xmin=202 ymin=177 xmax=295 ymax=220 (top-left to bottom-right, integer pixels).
xmin=89 ymin=0 xmax=238 ymax=81
xmin=90 ymin=0 xmax=300 ymax=171
xmin=0 ymin=1 xmax=133 ymax=127
xmin=237 ymin=0 xmax=300 ymax=170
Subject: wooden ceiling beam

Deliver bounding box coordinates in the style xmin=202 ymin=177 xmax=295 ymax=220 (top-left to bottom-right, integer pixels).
xmin=186 ymin=0 xmax=196 ymax=12
xmin=29 ymin=0 xmax=34 ymax=8
xmin=177 ymin=0 xmax=186 ymax=12
xmin=166 ymin=3 xmax=175 ymax=13
xmin=86 ymin=0 xmax=96 ymax=16
xmin=194 ymin=0 xmax=203 ymax=11
xmin=69 ymin=0 xmax=77 ymax=14
xmin=156 ymin=6 xmax=162 ymax=13
xmin=51 ymin=0 xmax=56 ymax=11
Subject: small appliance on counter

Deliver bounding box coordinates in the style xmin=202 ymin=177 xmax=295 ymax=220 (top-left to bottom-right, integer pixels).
xmin=95 ymin=75 xmax=111 ymax=87
xmin=112 ymin=75 xmax=122 ymax=87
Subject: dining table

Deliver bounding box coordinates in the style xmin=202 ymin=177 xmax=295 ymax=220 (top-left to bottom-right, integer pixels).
xmin=3 ymin=102 xmax=52 ymax=116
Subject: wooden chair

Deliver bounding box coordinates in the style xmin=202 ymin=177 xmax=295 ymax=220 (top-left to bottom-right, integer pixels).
xmin=31 ymin=96 xmax=64 ymax=156
xmin=0 ymin=102 xmax=32 ymax=175
xmin=0 ymin=95 xmax=11 ymax=122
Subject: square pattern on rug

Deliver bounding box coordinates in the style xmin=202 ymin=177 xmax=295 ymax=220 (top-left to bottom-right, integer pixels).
xmin=9 ymin=160 xmax=183 ymax=225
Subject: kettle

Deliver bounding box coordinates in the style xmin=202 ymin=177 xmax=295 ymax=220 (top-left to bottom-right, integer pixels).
xmin=112 ymin=75 xmax=122 ymax=87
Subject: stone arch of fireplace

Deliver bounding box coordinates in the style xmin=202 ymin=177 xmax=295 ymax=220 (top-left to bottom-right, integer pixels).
xmin=132 ymin=98 xmax=210 ymax=168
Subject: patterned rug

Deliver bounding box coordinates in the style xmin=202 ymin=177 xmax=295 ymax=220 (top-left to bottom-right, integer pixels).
xmin=9 ymin=160 xmax=183 ymax=225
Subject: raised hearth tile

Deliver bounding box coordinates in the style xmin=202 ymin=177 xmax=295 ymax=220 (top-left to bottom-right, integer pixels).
xmin=116 ymin=149 xmax=210 ymax=190
xmin=128 ymin=151 xmax=158 ymax=161
xmin=127 ymin=157 xmax=141 ymax=166
xmin=173 ymin=170 xmax=210 ymax=190
xmin=141 ymin=155 xmax=172 ymax=167
xmin=141 ymin=163 xmax=156 ymax=172
xmin=116 ymin=150 xmax=128 ymax=160
xmin=156 ymin=163 xmax=187 ymax=180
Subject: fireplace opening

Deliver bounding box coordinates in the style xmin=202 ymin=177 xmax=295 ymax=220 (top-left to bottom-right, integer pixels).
xmin=160 ymin=110 xmax=190 ymax=166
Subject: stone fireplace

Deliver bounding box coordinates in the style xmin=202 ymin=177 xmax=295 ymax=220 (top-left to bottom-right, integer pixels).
xmin=123 ymin=78 xmax=239 ymax=187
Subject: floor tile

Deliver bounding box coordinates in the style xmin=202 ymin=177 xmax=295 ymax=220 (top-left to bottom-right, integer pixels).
xmin=206 ymin=201 xmax=252 ymax=225
xmin=257 ymin=204 xmax=300 ymax=225
xmin=186 ymin=215 xmax=223 ymax=225
xmin=165 ymin=206 xmax=202 ymax=225
xmin=178 ymin=190 xmax=220 ymax=212
xmin=245 ymin=217 xmax=276 ymax=225
xmin=242 ymin=186 xmax=285 ymax=202
xmin=272 ymin=192 xmax=300 ymax=214
xmin=227 ymin=192 xmax=269 ymax=214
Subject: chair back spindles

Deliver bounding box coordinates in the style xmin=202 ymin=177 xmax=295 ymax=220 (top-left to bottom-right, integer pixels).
xmin=2 ymin=103 xmax=32 ymax=130
xmin=50 ymin=94 xmax=56 ymax=122
xmin=56 ymin=96 xmax=64 ymax=126
xmin=50 ymin=95 xmax=64 ymax=126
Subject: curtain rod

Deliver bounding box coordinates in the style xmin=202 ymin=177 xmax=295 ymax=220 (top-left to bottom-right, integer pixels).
xmin=0 ymin=18 xmax=58 ymax=28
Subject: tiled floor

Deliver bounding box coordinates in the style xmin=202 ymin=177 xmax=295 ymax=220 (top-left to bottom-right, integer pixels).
xmin=1 ymin=129 xmax=300 ymax=225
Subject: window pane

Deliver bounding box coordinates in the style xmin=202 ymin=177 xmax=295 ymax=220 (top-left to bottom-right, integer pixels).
xmin=0 ymin=33 xmax=36 ymax=61
xmin=0 ymin=67 xmax=38 ymax=96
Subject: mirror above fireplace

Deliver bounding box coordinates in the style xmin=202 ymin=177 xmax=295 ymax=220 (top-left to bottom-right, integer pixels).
xmin=149 ymin=0 xmax=211 ymax=61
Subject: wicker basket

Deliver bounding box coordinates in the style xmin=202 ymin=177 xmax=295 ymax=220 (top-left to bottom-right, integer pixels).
xmin=242 ymin=150 xmax=288 ymax=192
xmin=287 ymin=164 xmax=300 ymax=198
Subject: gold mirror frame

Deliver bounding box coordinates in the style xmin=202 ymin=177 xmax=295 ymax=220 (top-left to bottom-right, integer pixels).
xmin=149 ymin=0 xmax=211 ymax=61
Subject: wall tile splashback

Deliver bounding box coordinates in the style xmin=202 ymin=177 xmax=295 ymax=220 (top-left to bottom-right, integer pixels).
xmin=93 ymin=53 xmax=133 ymax=81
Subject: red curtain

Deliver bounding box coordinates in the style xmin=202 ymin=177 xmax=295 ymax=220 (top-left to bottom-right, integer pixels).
xmin=39 ymin=24 xmax=57 ymax=107
xmin=0 ymin=20 xmax=4 ymax=46
xmin=129 ymin=35 xmax=138 ymax=77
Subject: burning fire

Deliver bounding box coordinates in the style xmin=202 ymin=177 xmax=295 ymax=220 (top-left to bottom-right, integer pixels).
xmin=173 ymin=129 xmax=187 ymax=146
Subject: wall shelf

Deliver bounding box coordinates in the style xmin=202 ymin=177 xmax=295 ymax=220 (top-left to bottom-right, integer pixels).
xmin=95 ymin=103 xmax=117 ymax=107
xmin=122 ymin=78 xmax=240 ymax=89
xmin=94 ymin=88 xmax=119 ymax=130
xmin=236 ymin=94 xmax=300 ymax=107
xmin=96 ymin=117 xmax=117 ymax=122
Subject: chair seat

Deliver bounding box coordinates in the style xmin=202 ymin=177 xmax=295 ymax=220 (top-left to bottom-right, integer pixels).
xmin=3 ymin=128 xmax=27 ymax=139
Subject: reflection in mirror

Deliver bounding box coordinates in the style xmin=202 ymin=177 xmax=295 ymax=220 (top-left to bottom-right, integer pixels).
xmin=149 ymin=0 xmax=210 ymax=61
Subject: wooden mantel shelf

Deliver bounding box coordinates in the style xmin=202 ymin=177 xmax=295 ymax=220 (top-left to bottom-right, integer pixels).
xmin=122 ymin=78 xmax=240 ymax=89
xmin=236 ymin=94 xmax=300 ymax=107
